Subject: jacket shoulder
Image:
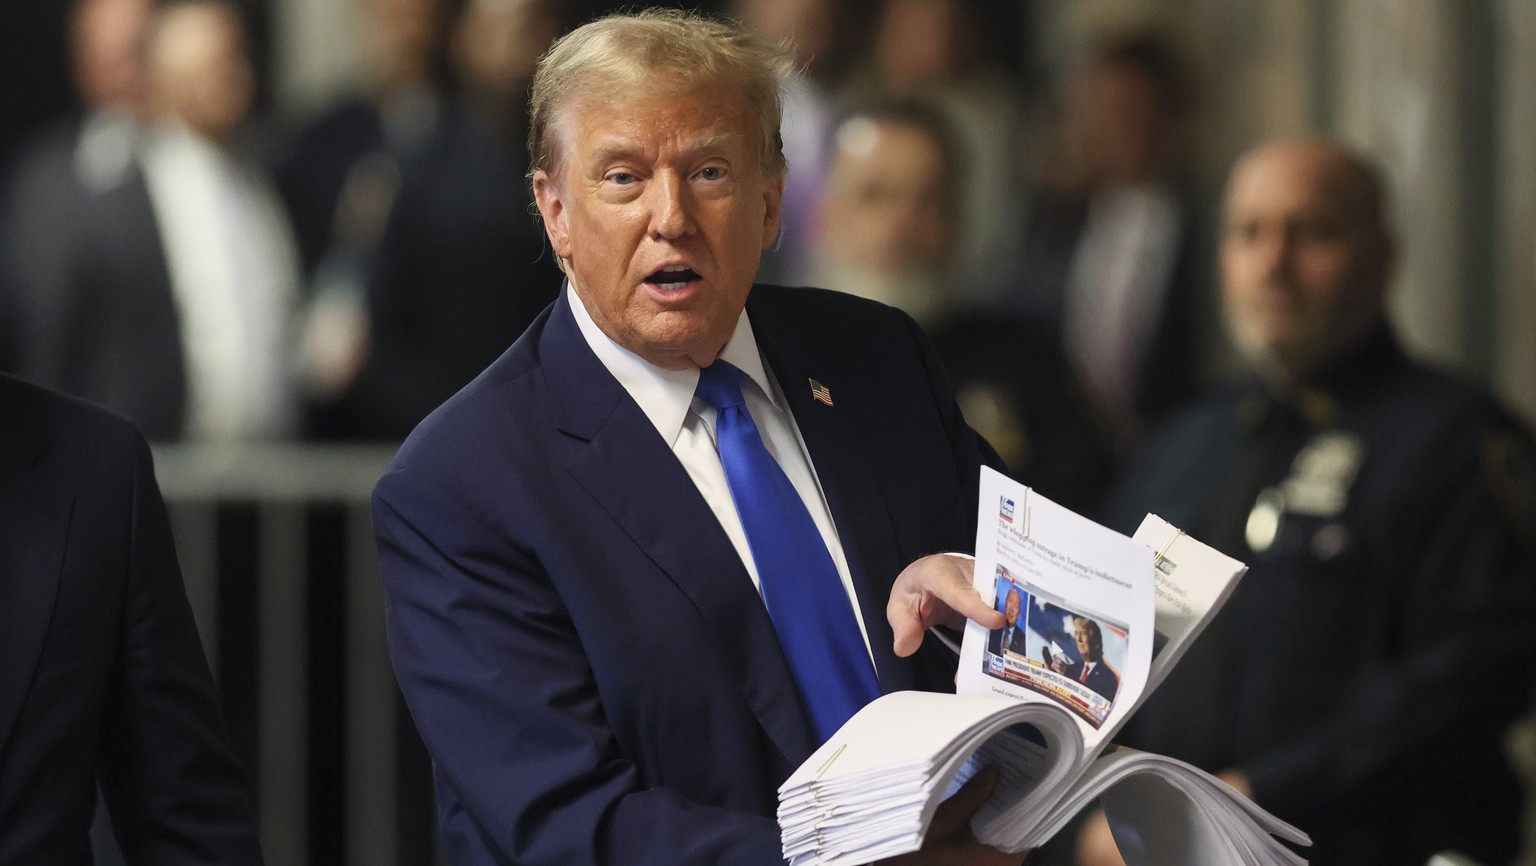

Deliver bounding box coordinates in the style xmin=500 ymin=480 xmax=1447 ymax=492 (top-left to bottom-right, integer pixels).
xmin=0 ymin=374 xmax=144 ymax=452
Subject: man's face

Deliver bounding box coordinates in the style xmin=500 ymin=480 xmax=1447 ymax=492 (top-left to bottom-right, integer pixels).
xmin=1074 ymin=622 xmax=1093 ymax=660
xmin=1066 ymin=63 xmax=1169 ymax=187
xmin=149 ymin=3 xmax=254 ymax=142
xmin=532 ymin=84 xmax=783 ymax=370
xmin=72 ymin=0 xmax=152 ymax=111
xmin=1003 ymin=590 xmax=1020 ymax=625
xmin=1220 ymin=143 xmax=1392 ymax=381
xmin=821 ymin=118 xmax=955 ymax=278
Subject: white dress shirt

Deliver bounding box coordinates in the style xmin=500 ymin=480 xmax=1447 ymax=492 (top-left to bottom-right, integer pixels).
xmin=1063 ymin=184 xmax=1182 ymax=419
xmin=569 ymin=287 xmax=876 ymax=663
xmin=140 ymin=121 xmax=299 ymax=440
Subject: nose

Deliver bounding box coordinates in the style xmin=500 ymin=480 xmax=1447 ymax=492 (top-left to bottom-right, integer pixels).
xmin=1257 ymin=227 xmax=1296 ymax=282
xmin=648 ymin=171 xmax=696 ymax=240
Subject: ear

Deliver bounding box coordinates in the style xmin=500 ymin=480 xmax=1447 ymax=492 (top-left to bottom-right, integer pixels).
xmin=759 ymin=171 xmax=785 ymax=250
xmin=532 ymin=169 xmax=573 ymax=260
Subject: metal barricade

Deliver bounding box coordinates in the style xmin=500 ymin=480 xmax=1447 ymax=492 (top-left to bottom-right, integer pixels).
xmin=152 ymin=443 xmax=442 ymax=866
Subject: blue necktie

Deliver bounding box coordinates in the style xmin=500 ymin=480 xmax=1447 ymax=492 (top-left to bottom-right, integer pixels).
xmin=695 ymin=361 xmax=881 ymax=742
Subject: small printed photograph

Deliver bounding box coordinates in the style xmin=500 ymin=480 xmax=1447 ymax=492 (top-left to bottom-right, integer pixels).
xmin=980 ymin=584 xmax=1131 ymax=729
xmin=1026 ymin=602 xmax=1126 ymax=704
xmin=985 ymin=566 xmax=1029 ymax=659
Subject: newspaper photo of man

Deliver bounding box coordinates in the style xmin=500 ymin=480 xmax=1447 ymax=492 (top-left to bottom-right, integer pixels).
xmin=1048 ymin=616 xmax=1120 ymax=701
xmin=987 ymin=575 xmax=1029 ymax=657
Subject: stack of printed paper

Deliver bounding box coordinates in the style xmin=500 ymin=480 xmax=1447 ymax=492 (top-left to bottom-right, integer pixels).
xmin=776 ymin=469 xmax=1311 ymax=865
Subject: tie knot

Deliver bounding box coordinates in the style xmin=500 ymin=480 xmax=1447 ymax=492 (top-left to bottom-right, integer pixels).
xmin=696 ymin=361 xmax=746 ymax=411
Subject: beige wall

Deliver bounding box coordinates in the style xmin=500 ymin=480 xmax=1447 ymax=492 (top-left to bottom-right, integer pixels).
xmin=1496 ymin=0 xmax=1536 ymax=426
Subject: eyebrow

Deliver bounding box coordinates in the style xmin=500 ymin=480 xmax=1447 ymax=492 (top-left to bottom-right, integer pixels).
xmin=582 ymin=130 xmax=747 ymax=176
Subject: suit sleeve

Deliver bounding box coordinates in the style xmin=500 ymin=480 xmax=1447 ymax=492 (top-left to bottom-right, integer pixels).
xmin=95 ymin=433 xmax=264 ymax=865
xmin=374 ymin=468 xmax=788 ymax=866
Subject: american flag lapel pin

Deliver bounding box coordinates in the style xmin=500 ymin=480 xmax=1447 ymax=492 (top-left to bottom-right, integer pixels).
xmin=809 ymin=378 xmax=834 ymax=407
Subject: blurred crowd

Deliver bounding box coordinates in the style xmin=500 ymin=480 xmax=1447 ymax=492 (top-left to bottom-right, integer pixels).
xmin=0 ymin=0 xmax=1201 ymax=477
xmin=0 ymin=1 xmax=1533 ymax=865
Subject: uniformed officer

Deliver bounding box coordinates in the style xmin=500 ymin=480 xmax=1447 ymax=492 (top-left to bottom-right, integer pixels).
xmin=1077 ymin=139 xmax=1536 ymax=865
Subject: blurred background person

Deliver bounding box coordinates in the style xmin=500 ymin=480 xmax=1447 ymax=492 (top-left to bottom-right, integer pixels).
xmin=1 ymin=0 xmax=151 ymax=375
xmin=297 ymin=0 xmax=564 ymax=439
xmin=809 ymin=99 xmax=1112 ymax=513
xmin=275 ymin=0 xmax=453 ymax=281
xmin=136 ymin=0 xmax=300 ymax=440
xmin=731 ymin=0 xmax=853 ymax=285
xmin=1018 ymin=29 xmax=1210 ymax=453
xmin=6 ymin=0 xmax=301 ymax=442
xmin=273 ymin=0 xmax=453 ymax=434
xmin=844 ymin=0 xmax=1029 ymax=309
xmin=1081 ymin=139 xmax=1536 ymax=866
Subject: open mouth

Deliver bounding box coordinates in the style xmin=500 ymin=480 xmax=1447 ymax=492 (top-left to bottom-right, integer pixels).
xmin=646 ymin=266 xmax=701 ymax=291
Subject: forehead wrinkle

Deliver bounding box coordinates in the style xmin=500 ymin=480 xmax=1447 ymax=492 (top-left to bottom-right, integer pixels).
xmin=577 ymin=123 xmax=750 ymax=177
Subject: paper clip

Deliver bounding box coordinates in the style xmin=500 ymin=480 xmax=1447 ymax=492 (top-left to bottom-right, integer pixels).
xmin=1021 ymin=488 xmax=1032 ymax=540
xmin=1153 ymin=528 xmax=1185 ymax=569
xmin=814 ymin=743 xmax=848 ymax=781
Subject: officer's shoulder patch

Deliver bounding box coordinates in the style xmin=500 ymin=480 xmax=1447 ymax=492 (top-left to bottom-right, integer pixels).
xmin=1481 ymin=427 xmax=1536 ymax=547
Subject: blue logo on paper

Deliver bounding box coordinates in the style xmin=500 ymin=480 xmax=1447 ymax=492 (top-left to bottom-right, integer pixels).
xmin=999 ymin=496 xmax=1015 ymax=523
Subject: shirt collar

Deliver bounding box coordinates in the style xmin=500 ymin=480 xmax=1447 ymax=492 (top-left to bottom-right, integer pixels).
xmin=568 ymin=283 xmax=781 ymax=446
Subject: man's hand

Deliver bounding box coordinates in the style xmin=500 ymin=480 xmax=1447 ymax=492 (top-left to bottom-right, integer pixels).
xmin=1073 ymin=808 xmax=1125 ymax=866
xmin=1075 ymin=771 xmax=1253 ymax=865
xmin=879 ymin=767 xmax=1029 ymax=865
xmin=1216 ymin=769 xmax=1253 ymax=799
xmin=889 ymin=554 xmax=1005 ymax=657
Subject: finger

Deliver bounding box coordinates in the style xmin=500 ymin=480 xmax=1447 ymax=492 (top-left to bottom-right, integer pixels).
xmin=890 ymin=556 xmax=1005 ymax=657
xmin=928 ymin=556 xmax=1003 ymax=626
xmin=888 ymin=558 xmax=949 ymax=657
xmin=939 ymin=579 xmax=1006 ymax=631
xmin=890 ymin=604 xmax=931 ymax=659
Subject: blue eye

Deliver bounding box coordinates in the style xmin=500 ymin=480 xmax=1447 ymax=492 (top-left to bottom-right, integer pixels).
xmin=698 ymin=166 xmax=726 ymax=181
xmin=609 ymin=172 xmax=637 ymax=185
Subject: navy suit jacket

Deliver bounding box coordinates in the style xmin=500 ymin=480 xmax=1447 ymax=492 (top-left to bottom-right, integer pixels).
xmin=0 ymin=375 xmax=260 ymax=864
xmin=375 ymin=285 xmax=999 ymax=865
xmin=986 ymin=623 xmax=1028 ymax=657
xmin=1069 ymin=661 xmax=1119 ymax=702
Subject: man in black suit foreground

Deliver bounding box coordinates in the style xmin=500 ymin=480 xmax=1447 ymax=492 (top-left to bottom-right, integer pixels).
xmin=0 ymin=374 xmax=262 ymax=864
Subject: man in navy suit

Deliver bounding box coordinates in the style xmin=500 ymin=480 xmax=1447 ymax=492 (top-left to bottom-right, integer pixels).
xmin=987 ymin=586 xmax=1029 ymax=657
xmin=0 ymin=374 xmax=262 ymax=863
xmin=373 ymin=9 xmax=1027 ymax=866
xmin=1050 ymin=617 xmax=1119 ymax=702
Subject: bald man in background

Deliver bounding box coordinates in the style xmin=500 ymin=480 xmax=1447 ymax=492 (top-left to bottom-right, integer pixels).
xmin=1079 ymin=139 xmax=1536 ymax=865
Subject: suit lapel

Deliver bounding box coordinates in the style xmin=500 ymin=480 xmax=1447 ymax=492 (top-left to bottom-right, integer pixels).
xmin=538 ymin=293 xmax=818 ymax=767
xmin=748 ymin=291 xmax=917 ymax=695
xmin=0 ymin=395 xmax=73 ymax=758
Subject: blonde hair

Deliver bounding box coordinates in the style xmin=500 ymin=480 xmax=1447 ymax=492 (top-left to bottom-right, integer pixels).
xmin=528 ymin=8 xmax=792 ymax=181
